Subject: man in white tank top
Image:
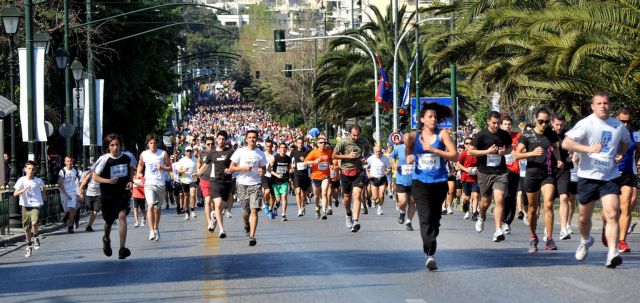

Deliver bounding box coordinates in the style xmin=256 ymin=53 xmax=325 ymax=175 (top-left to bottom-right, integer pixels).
xmin=137 ymin=134 xmax=172 ymax=241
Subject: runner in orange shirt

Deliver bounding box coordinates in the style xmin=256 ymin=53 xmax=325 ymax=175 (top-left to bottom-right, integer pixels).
xmin=304 ymin=137 xmax=333 ymax=220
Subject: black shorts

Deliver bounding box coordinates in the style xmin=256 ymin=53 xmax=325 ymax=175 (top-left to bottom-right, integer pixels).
xmin=211 ymin=181 xmax=233 ymax=200
xmin=461 ymin=181 xmax=480 ymax=196
xmin=525 ymin=174 xmax=556 ymax=193
xmin=617 ymin=172 xmax=638 ymax=188
xmin=261 ymin=176 xmax=273 ymax=190
xmin=101 ymin=195 xmax=131 ymax=225
xmin=165 ymin=181 xmax=173 ymax=191
xmin=555 ymin=169 xmax=571 ymax=196
xmin=293 ymin=174 xmax=311 ymax=190
xmin=578 ymin=178 xmax=621 ymax=204
xmin=86 ymin=195 xmax=102 ymax=212
xmin=331 ymin=180 xmax=341 ymax=189
xmin=447 ymin=176 xmax=456 ymax=182
xmin=312 ymin=179 xmax=328 ymax=188
xmin=340 ymin=170 xmax=366 ymax=193
xmin=568 ymin=181 xmax=577 ymax=195
xmin=396 ymin=184 xmax=412 ymax=194
xmin=370 ymin=177 xmax=388 ymax=187
xmin=133 ymin=198 xmax=146 ymax=209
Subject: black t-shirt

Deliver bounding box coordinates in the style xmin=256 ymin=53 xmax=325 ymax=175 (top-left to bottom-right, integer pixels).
xmin=555 ymin=130 xmax=574 ymax=170
xmin=95 ymin=153 xmax=133 ymax=199
xmin=518 ymin=128 xmax=559 ymax=177
xmin=272 ymin=153 xmax=292 ymax=183
xmin=471 ymin=128 xmax=513 ymax=174
xmin=290 ymin=148 xmax=310 ymax=176
xmin=207 ymin=148 xmax=234 ymax=182
xmin=198 ymin=150 xmax=216 ymax=181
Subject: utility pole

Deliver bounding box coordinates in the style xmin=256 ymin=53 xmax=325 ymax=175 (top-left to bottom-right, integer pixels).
xmin=64 ymin=0 xmax=72 ymax=157
xmin=86 ymin=0 xmax=96 ymax=165
xmin=414 ymin=0 xmax=420 ymax=121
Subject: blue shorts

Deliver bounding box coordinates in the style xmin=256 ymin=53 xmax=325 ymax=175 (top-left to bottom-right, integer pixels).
xmin=577 ymin=178 xmax=621 ymax=205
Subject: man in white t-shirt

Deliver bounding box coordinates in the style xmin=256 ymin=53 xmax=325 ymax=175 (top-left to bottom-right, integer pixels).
xmin=562 ymin=92 xmax=630 ymax=268
xmin=177 ymin=147 xmax=198 ymax=220
xmin=137 ymin=134 xmax=172 ymax=241
xmin=14 ymin=161 xmax=46 ymax=257
xmin=366 ymin=146 xmax=392 ymax=215
xmin=58 ymin=156 xmax=80 ymax=233
xmin=229 ymin=130 xmax=268 ymax=247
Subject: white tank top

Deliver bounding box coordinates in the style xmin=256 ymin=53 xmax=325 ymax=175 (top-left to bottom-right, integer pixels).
xmin=142 ymin=149 xmax=166 ymax=186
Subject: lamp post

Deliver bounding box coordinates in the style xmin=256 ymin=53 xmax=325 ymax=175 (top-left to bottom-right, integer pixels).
xmin=1 ymin=3 xmax=21 ymax=186
xmin=33 ymin=31 xmax=50 ymax=179
xmin=70 ymin=59 xmax=84 ymax=169
xmin=54 ymin=47 xmax=69 ymax=160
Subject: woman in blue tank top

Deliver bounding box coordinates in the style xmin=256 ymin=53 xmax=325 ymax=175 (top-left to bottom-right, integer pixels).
xmin=405 ymin=102 xmax=458 ymax=271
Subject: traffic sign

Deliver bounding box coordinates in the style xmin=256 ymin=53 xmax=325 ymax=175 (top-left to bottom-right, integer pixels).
xmin=59 ymin=122 xmax=75 ymax=139
xmin=389 ymin=132 xmax=403 ymax=145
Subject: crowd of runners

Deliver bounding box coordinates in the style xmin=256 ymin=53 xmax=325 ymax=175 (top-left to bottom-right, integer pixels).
xmin=12 ymin=92 xmax=639 ymax=271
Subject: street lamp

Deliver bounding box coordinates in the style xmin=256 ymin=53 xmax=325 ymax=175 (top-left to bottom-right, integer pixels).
xmin=70 ymin=59 xmax=84 ymax=169
xmin=33 ymin=30 xmax=51 ymax=53
xmin=1 ymin=4 xmax=22 ymax=186
xmin=54 ymin=47 xmax=69 ymax=70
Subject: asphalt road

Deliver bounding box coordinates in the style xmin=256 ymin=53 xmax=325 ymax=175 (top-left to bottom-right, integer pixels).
xmin=0 ymin=195 xmax=639 ymax=303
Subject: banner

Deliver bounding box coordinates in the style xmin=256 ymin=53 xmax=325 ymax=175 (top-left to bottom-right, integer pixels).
xmin=18 ymin=47 xmax=47 ymax=142
xmin=410 ymin=97 xmax=459 ymax=129
xmin=83 ymin=79 xmax=104 ymax=146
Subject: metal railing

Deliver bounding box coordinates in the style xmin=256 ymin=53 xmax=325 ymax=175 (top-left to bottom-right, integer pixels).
xmin=0 ymin=186 xmax=64 ymax=234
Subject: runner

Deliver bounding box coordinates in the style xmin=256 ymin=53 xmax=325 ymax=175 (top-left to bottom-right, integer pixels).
xmin=261 ymin=140 xmax=277 ymax=219
xmin=78 ymin=167 xmax=101 ymax=232
xmin=562 ymin=92 xmax=629 ymax=268
xmin=456 ymin=137 xmax=479 ymax=220
xmin=13 ymin=161 xmax=45 ymax=257
xmin=203 ymin=131 xmax=234 ymax=238
xmin=291 ymin=138 xmax=311 ymax=217
xmin=613 ymin=108 xmax=639 ymax=252
xmin=271 ymin=142 xmax=293 ymax=221
xmin=366 ymin=146 xmax=392 ymax=216
xmin=468 ymin=111 xmax=512 ymax=242
xmin=229 ymin=130 xmax=268 ymax=246
xmin=92 ymin=134 xmax=136 ymax=259
xmin=405 ymin=102 xmax=458 ymax=270
xmin=57 ymin=156 xmax=80 ymax=233
xmin=131 ymin=174 xmax=147 ymax=227
xmin=330 ymin=158 xmax=341 ymax=208
xmin=176 ymin=146 xmax=198 ymax=220
xmin=500 ymin=116 xmax=522 ymax=235
xmin=333 ymin=125 xmax=371 ymax=232
xmin=552 ymin=115 xmax=577 ymax=240
xmin=197 ymin=137 xmax=216 ymax=233
xmin=390 ymin=141 xmax=417 ymax=231
xmin=305 ymin=137 xmax=333 ymax=219
xmin=515 ymin=108 xmax=562 ymax=252
xmin=443 ymin=160 xmax=457 ymax=215
xmin=137 ymin=134 xmax=172 ymax=241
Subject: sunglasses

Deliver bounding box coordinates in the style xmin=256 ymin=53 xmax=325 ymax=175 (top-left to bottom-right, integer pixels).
xmin=317 ymin=141 xmax=326 ymax=144
xmin=206 ymin=143 xmax=213 ymax=146
xmin=464 ymin=142 xmax=471 ymax=145
xmin=537 ymin=119 xmax=550 ymax=125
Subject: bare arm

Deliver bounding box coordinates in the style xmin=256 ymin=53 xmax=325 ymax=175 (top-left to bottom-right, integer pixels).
xmin=562 ymin=136 xmax=600 ymax=154
xmin=92 ymin=172 xmax=116 ymax=184
xmin=136 ymin=154 xmax=145 ymax=177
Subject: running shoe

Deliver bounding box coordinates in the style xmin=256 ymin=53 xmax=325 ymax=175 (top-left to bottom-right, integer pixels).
xmin=226 ymin=210 xmax=232 ymax=219
xmin=345 ymin=216 xmax=353 ymax=229
xmin=314 ymin=209 xmax=320 ymax=219
xmin=426 ymin=256 xmax=438 ymax=271
xmin=321 ymin=211 xmax=328 ymax=220
xmin=327 ymin=208 xmax=333 ymax=215
xmin=297 ymin=209 xmax=303 ymax=217
xmin=475 ymin=217 xmax=484 ymax=233
xmin=118 ymin=247 xmax=131 ymax=260
xmin=268 ymin=211 xmax=276 ymax=220
xmin=25 ymin=245 xmax=33 ymax=258
xmin=566 ymin=224 xmax=573 ymax=235
xmin=471 ymin=212 xmax=478 ymax=221
xmin=517 ymin=211 xmax=524 ymax=220
xmin=362 ymin=206 xmax=368 ymax=215
xmin=208 ymin=220 xmax=214 ymax=232
xmin=282 ymin=215 xmax=288 ymax=222
xmin=68 ymin=226 xmax=74 ymax=234
xmin=560 ymin=229 xmax=571 ymax=240
xmin=575 ymin=236 xmax=594 ymax=261
xmin=149 ymin=231 xmax=155 ymax=241
xmin=376 ymin=205 xmax=384 ymax=215
xmin=447 ymin=206 xmax=453 ymax=214
xmin=185 ymin=212 xmax=190 ymax=221
xmin=103 ymin=236 xmax=112 ymax=257
xmin=33 ymin=236 xmax=40 ymax=250
xmin=141 ymin=220 xmax=145 ymax=227
xmin=134 ymin=221 xmax=139 ymax=228
xmin=501 ymin=223 xmax=510 ymax=234
xmin=441 ymin=208 xmax=447 ymax=215
xmin=398 ymin=212 xmax=406 ymax=225
xmin=351 ymin=220 xmax=361 ymax=232
xmin=463 ymin=212 xmax=470 ymax=220
xmin=529 ymin=235 xmax=539 ymax=253
xmin=155 ymin=230 xmax=160 ymax=241
xmin=272 ymin=209 xmax=278 ymax=218
xmin=190 ymin=212 xmax=197 ymax=219
xmin=86 ymin=225 xmax=94 ymax=232
xmin=406 ymin=222 xmax=414 ymax=231
xmin=618 ymin=240 xmax=631 ymax=253
xmin=262 ymin=204 xmax=270 ymax=215
xmin=545 ymin=238 xmax=558 ymax=250
xmin=219 ymin=230 xmax=227 ymax=239
xmin=606 ymin=251 xmax=623 ymax=268
xmin=493 ymin=230 xmax=505 ymax=242
xmin=249 ymin=237 xmax=257 ymax=246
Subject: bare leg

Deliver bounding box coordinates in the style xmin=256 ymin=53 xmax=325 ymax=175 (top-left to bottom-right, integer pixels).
xmin=541 ymin=184 xmax=556 ymax=238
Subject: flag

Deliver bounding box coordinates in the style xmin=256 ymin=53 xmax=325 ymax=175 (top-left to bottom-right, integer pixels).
xmin=374 ymin=54 xmax=393 ymax=111
xmin=402 ymin=55 xmax=417 ymax=107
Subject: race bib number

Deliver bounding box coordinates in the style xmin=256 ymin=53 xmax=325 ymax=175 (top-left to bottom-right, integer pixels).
xmin=589 ymin=154 xmax=613 ymax=171
xmin=487 ymin=154 xmax=501 ymax=167
xmin=633 ymin=131 xmax=640 ymax=142
xmin=276 ymin=166 xmax=288 ymax=174
xmin=401 ymin=165 xmax=415 ymax=175
xmin=296 ymin=162 xmax=307 ymax=170
xmin=504 ymin=153 xmax=515 ymax=165
xmin=110 ymin=164 xmax=128 ymax=178
xmin=318 ymin=162 xmax=328 ymax=171
xmin=417 ymin=154 xmax=440 ymax=170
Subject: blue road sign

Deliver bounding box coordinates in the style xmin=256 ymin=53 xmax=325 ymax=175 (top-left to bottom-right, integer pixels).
xmin=410 ymin=97 xmax=458 ymax=129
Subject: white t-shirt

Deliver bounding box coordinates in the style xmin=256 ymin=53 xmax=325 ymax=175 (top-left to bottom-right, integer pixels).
xmin=58 ymin=167 xmax=79 ymax=195
xmin=141 ymin=149 xmax=167 ymax=186
xmin=264 ymin=152 xmax=275 ymax=178
xmin=176 ymin=157 xmax=197 ymax=184
xmin=367 ymin=155 xmax=392 ymax=178
xmin=566 ymin=114 xmax=631 ymax=181
xmin=231 ymin=147 xmax=268 ymax=186
xmin=14 ymin=176 xmax=45 ymax=207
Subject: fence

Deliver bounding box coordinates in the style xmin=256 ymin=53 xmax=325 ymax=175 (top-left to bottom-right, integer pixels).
xmin=0 ymin=186 xmax=63 ymax=235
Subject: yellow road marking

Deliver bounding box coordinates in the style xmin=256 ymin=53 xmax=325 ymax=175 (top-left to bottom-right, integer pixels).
xmin=202 ymin=218 xmax=226 ymax=301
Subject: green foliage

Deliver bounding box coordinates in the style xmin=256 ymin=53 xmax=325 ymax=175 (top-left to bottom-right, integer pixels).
xmin=474 ymin=102 xmax=491 ymax=129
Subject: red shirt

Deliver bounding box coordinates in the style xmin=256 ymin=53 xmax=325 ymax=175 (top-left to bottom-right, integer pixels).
xmin=458 ymin=150 xmax=478 ymax=183
xmin=132 ymin=176 xmax=145 ymax=199
xmin=506 ymin=132 xmax=521 ymax=174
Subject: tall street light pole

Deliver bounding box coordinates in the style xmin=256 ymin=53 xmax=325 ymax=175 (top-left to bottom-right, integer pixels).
xmin=24 ymin=0 xmax=35 ymax=160
xmin=86 ymin=0 xmax=97 ymax=164
xmin=63 ymin=0 xmax=72 ymax=157
xmin=70 ymin=59 xmax=84 ymax=169
xmin=1 ymin=3 xmax=21 ymax=185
